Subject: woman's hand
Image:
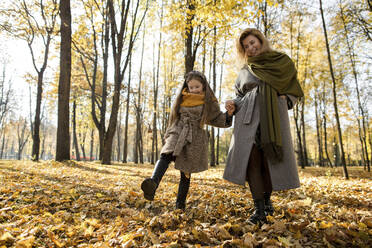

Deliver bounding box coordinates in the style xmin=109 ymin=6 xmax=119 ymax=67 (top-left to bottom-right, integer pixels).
xmin=225 ymin=100 xmax=235 ymax=116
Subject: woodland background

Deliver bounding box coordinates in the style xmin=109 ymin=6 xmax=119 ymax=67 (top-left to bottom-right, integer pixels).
xmin=0 ymin=1 xmax=371 ymax=247
xmin=0 ymin=0 xmax=370 ymax=175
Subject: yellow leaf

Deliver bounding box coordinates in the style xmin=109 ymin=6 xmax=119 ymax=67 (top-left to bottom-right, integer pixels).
xmin=96 ymin=192 xmax=104 ymax=197
xmin=278 ymin=236 xmax=292 ymax=247
xmin=0 ymin=232 xmax=14 ymax=242
xmin=361 ymin=217 xmax=372 ymax=228
xmin=47 ymin=231 xmax=64 ymax=248
xmin=84 ymin=225 xmax=94 ymax=236
xmin=43 ymin=212 xmax=53 ymax=218
xmin=15 ymin=236 xmax=35 ymax=248
xmin=358 ymin=222 xmax=367 ymax=229
xmin=86 ymin=218 xmax=100 ymax=228
xmin=293 ymin=230 xmax=302 ymax=239
xmin=319 ymin=221 xmax=333 ymax=229
xmin=267 ymin=215 xmax=275 ymax=222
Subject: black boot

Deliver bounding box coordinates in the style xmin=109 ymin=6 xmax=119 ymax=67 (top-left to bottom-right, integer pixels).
xmin=176 ymin=172 xmax=190 ymax=210
xmin=248 ymin=199 xmax=267 ymax=224
xmin=264 ymin=192 xmax=274 ymax=216
xmin=141 ymin=158 xmax=169 ymax=201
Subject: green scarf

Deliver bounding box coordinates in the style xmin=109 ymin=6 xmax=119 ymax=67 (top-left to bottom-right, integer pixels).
xmin=247 ymin=51 xmax=304 ymax=163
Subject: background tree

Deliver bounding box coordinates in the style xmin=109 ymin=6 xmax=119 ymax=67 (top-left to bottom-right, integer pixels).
xmin=0 ymin=0 xmax=58 ymax=161
xmin=102 ymin=0 xmax=148 ymax=164
xmin=56 ymin=0 xmax=72 ymax=161
xmin=319 ymin=0 xmax=348 ymax=178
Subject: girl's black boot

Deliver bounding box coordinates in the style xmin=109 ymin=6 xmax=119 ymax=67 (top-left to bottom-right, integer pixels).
xmin=141 ymin=159 xmax=169 ymax=200
xmin=248 ymin=199 xmax=267 ymax=225
xmin=176 ymin=172 xmax=190 ymax=209
xmin=264 ymin=192 xmax=274 ymax=216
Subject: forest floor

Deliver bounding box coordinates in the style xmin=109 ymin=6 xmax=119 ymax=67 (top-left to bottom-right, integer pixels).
xmin=0 ymin=160 xmax=371 ymax=247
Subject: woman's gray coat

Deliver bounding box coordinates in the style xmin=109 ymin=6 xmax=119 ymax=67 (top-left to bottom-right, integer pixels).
xmin=223 ymin=66 xmax=300 ymax=191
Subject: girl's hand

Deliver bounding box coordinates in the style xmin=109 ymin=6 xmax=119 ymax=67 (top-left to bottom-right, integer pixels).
xmin=227 ymin=105 xmax=235 ymax=116
xmin=225 ymin=100 xmax=235 ymax=116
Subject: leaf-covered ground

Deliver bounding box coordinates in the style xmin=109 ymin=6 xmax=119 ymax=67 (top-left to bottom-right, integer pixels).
xmin=0 ymin=160 xmax=371 ymax=247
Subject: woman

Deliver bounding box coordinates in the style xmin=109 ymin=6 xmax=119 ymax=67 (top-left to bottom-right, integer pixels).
xmin=224 ymin=28 xmax=304 ymax=224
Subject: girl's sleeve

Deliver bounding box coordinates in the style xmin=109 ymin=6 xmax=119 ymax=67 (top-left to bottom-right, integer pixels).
xmin=206 ymin=100 xmax=233 ymax=128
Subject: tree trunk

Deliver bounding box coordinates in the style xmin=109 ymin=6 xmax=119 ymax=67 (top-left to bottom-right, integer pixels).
xmin=339 ymin=0 xmax=370 ymax=170
xmin=31 ymin=73 xmax=43 ymax=161
xmin=25 ymin=0 xmax=56 ymax=162
xmin=185 ymin=0 xmax=196 ymax=74
xmin=294 ymin=108 xmax=304 ymax=168
xmin=322 ymin=92 xmax=333 ymax=168
xmin=40 ymin=122 xmax=46 ymax=160
xmin=116 ymin=108 xmax=121 ymax=162
xmin=135 ymin=22 xmax=146 ymax=164
xmin=300 ymin=46 xmax=310 ymax=167
xmin=123 ymin=55 xmax=131 ymax=163
xmin=79 ymin=131 xmax=87 ymax=161
xmin=78 ymin=4 xmax=109 ymax=161
xmin=72 ymin=100 xmax=80 ymax=161
xmin=103 ymin=0 xmax=147 ymax=165
xmin=314 ymin=93 xmax=323 ymax=166
xmin=153 ymin=2 xmax=163 ymax=163
xmin=56 ymin=0 xmax=71 ymax=161
xmin=0 ymin=130 xmax=5 ymax=159
xmin=90 ymin=129 xmax=94 ymax=161
xmin=319 ymin=0 xmax=348 ymax=178
xmin=17 ymin=120 xmax=29 ymax=161
xmin=210 ymin=26 xmax=217 ymax=167
xmin=368 ymin=123 xmax=371 ymax=172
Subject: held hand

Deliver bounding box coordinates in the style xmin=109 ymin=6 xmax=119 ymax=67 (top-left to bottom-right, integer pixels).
xmin=225 ymin=100 xmax=234 ymax=110
xmin=227 ymin=104 xmax=235 ymax=116
xmin=225 ymin=100 xmax=235 ymax=116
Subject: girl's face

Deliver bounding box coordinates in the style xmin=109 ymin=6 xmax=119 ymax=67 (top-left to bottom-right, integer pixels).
xmin=242 ymin=34 xmax=262 ymax=57
xmin=187 ymin=79 xmax=204 ymax=95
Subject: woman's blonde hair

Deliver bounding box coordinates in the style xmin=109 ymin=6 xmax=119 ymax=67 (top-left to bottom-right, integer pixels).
xmin=169 ymin=71 xmax=217 ymax=128
xmin=236 ymin=28 xmax=272 ymax=61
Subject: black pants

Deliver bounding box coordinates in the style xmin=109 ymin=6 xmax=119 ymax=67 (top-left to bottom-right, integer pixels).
xmin=159 ymin=153 xmax=190 ymax=200
xmin=246 ymin=144 xmax=273 ymax=200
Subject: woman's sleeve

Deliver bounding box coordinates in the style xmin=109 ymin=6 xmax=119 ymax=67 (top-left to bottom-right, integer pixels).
xmin=232 ymin=75 xmax=245 ymax=114
xmin=286 ymin=94 xmax=299 ymax=110
xmin=206 ymin=100 xmax=233 ymax=128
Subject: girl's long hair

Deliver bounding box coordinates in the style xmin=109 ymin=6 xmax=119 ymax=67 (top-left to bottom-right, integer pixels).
xmin=236 ymin=28 xmax=273 ymax=62
xmin=168 ymin=71 xmax=217 ymax=128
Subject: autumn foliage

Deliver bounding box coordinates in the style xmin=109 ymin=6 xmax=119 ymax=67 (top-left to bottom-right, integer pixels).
xmin=0 ymin=161 xmax=371 ymax=247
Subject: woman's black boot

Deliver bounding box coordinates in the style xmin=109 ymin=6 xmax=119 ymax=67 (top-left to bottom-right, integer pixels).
xmin=248 ymin=199 xmax=267 ymax=225
xmin=264 ymin=192 xmax=274 ymax=216
xmin=176 ymin=172 xmax=190 ymax=209
xmin=141 ymin=159 xmax=169 ymax=201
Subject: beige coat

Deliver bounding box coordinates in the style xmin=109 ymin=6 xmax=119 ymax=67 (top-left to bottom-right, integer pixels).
xmin=161 ymin=101 xmax=232 ymax=173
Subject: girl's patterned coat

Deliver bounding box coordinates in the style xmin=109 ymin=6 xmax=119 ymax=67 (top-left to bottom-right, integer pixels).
xmin=161 ymin=101 xmax=232 ymax=173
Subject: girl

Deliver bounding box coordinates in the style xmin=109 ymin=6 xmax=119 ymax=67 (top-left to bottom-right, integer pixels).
xmin=141 ymin=70 xmax=234 ymax=209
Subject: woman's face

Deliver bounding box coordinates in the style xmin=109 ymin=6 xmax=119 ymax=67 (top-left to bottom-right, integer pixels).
xmin=242 ymin=34 xmax=262 ymax=57
xmin=187 ymin=79 xmax=204 ymax=95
